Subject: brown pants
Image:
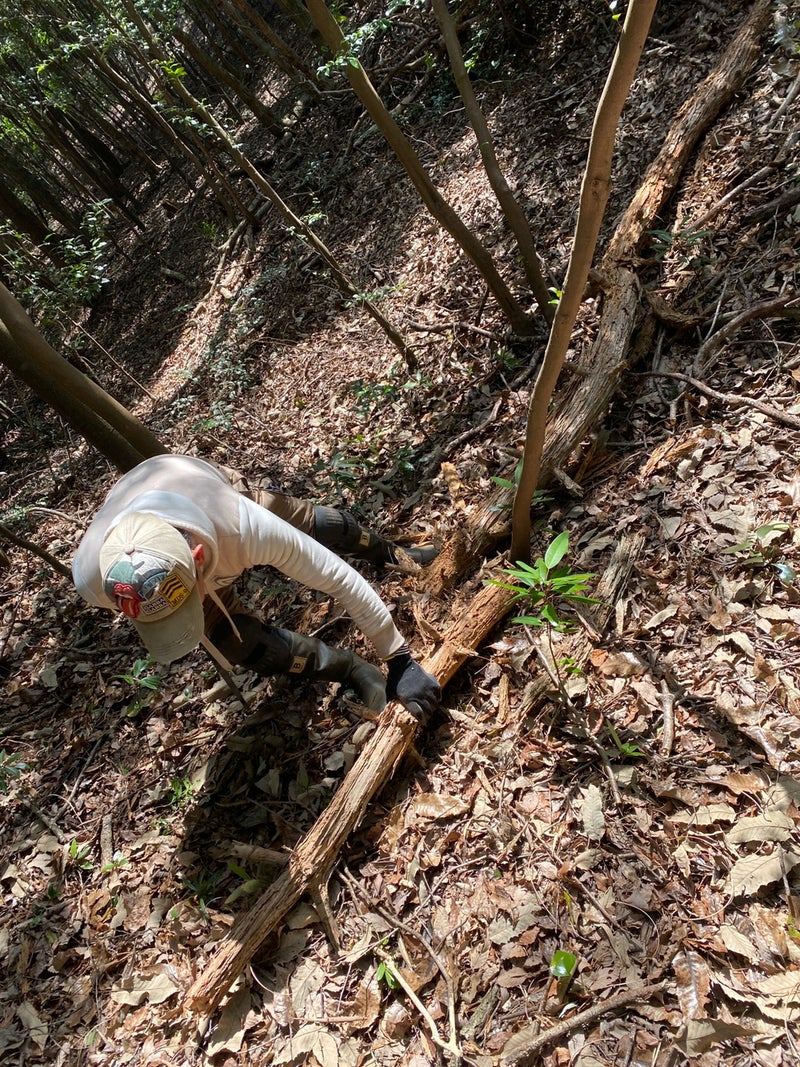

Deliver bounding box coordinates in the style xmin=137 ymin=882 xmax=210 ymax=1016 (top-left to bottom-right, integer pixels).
xmin=203 ymin=467 xmax=316 ymax=652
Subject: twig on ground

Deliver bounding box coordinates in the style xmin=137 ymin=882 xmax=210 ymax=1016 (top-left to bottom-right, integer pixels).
xmin=641 ymin=369 xmax=800 ymax=431
xmin=373 ymin=943 xmax=462 ymax=1064
xmin=501 ymin=981 xmax=666 ymax=1063
xmin=660 ymin=678 xmax=675 ymax=756
xmin=341 ymin=867 xmax=462 ymax=1063
xmin=19 ymin=798 xmax=65 ymax=842
xmin=0 ymin=521 xmax=72 ymax=578
xmin=692 ymin=293 xmax=799 ymax=375
xmin=687 ymin=164 xmax=774 ymax=231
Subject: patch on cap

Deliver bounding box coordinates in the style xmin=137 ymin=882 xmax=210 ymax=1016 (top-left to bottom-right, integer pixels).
xmin=104 ymin=549 xmax=192 ymax=620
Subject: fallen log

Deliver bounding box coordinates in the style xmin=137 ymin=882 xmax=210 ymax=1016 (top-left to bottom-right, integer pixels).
xmin=184 ymin=0 xmax=773 ymax=1015
xmin=185 ymin=580 xmax=515 ymax=1014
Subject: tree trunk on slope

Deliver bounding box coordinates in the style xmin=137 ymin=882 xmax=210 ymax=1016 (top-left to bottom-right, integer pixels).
xmin=509 ymin=0 xmax=657 ymax=565
xmin=0 ymin=281 xmax=165 ymax=472
xmin=431 ymin=0 xmax=553 ymax=322
xmin=305 ymin=0 xmax=538 ymax=337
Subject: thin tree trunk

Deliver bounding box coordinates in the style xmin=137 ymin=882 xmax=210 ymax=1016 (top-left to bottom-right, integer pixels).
xmin=509 ymin=0 xmax=657 ymax=565
xmin=305 ymin=0 xmax=538 ymax=336
xmin=427 ymin=0 xmax=773 ymax=591
xmin=431 ymin=0 xmax=553 ymax=322
xmin=0 ymin=281 xmax=166 ymax=470
xmin=118 ymin=0 xmax=414 ymax=364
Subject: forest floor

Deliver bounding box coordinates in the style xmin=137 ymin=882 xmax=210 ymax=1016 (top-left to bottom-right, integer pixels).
xmin=2 ymin=2 xmax=800 ymax=1065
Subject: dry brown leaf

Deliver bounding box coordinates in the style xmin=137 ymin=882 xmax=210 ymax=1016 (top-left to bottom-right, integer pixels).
xmin=717 ymin=924 xmax=761 ymax=962
xmin=724 ymin=810 xmax=794 ymax=846
xmin=725 ymin=847 xmax=800 ymax=898
xmin=672 ymin=949 xmax=711 ymax=1020
xmin=405 ymin=792 xmax=471 ymax=823
xmin=589 ymin=649 xmax=646 ymax=677
xmin=580 ymin=784 xmax=606 ymax=843
xmin=333 ymin=973 xmax=382 ymax=1030
xmin=674 ymin=1018 xmax=755 ymax=1056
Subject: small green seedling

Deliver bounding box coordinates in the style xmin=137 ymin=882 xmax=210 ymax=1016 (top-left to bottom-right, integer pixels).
xmin=490 ymin=532 xmax=596 ymax=632
xmin=68 ymin=839 xmax=94 ymax=871
xmin=168 ymin=776 xmax=196 ymax=810
xmin=114 ymin=657 xmax=164 ymax=717
xmin=648 ymin=222 xmax=714 ymax=268
xmin=550 ymin=948 xmax=578 ymax=1001
xmin=224 ymin=862 xmax=264 ymax=906
xmin=490 ymin=462 xmax=553 ymax=513
xmin=723 ymin=522 xmax=794 ymax=582
xmin=182 ymin=870 xmax=223 ymax=921
xmin=375 ymin=959 xmax=400 ymax=991
xmin=101 ymin=851 xmax=129 ymax=874
xmin=606 ymin=722 xmax=646 ymax=760
xmin=0 ymin=749 xmax=29 ymax=792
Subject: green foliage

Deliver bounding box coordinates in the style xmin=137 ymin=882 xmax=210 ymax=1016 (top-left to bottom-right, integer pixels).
xmin=157 ymin=58 xmax=187 ymax=80
xmin=101 ymin=851 xmax=129 ymax=874
xmin=375 ymin=956 xmax=400 ymax=990
xmin=317 ymin=9 xmax=395 ymax=77
xmin=549 ymin=948 xmax=577 ymax=978
xmin=224 ymin=862 xmax=264 ymax=906
xmin=648 ymin=222 xmax=714 ymax=269
xmin=722 ymin=522 xmax=794 ymax=583
xmin=67 ymin=839 xmax=94 ymax=872
xmin=490 ymin=532 xmax=596 ymax=632
xmin=606 ymin=722 xmax=646 ymax=760
xmin=0 ymin=199 xmax=112 ymax=338
xmin=195 ymin=219 xmax=218 ymax=242
xmin=489 ymin=462 xmax=554 ymax=513
xmin=597 ymin=0 xmax=622 ymax=22
xmin=0 ymin=749 xmax=29 ymax=792
xmin=114 ymin=657 xmax=164 ymax=717
xmin=181 ymin=869 xmax=223 ymax=921
xmin=344 ymin=281 xmax=403 ymax=308
xmin=168 ymin=776 xmax=196 ymax=810
xmin=550 ymin=947 xmax=578 ymax=1000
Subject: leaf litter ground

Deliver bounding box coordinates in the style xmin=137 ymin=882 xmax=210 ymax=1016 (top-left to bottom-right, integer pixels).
xmin=1 ymin=3 xmax=799 ymax=1064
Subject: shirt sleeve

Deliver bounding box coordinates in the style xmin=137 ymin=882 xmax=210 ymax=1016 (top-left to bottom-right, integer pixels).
xmin=236 ymin=496 xmax=406 ymax=660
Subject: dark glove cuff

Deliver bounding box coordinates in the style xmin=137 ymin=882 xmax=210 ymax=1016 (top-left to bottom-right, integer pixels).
xmin=386 ymin=650 xmax=412 ymax=692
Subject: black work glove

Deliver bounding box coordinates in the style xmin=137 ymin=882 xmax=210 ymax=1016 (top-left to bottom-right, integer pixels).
xmin=386 ymin=649 xmax=441 ymax=719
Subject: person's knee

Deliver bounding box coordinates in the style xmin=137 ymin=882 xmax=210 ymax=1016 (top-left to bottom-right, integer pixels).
xmin=313 ymin=505 xmax=365 ymax=552
xmin=208 ymin=613 xmax=268 ymax=665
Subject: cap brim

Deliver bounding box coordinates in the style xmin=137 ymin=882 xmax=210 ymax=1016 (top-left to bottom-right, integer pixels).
xmin=131 ymin=581 xmax=205 ymax=663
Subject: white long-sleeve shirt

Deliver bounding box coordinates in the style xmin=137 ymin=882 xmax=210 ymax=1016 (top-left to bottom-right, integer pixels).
xmin=72 ymin=455 xmax=405 ymax=659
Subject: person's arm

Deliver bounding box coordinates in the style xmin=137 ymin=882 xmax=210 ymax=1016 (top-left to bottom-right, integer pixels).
xmin=237 ymin=497 xmax=405 ymax=658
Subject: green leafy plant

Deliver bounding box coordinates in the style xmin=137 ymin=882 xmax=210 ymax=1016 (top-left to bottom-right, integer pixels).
xmin=181 ymin=869 xmax=223 ymax=921
xmin=648 ymin=222 xmax=714 ymax=268
xmin=490 ymin=462 xmax=554 ymax=513
xmin=606 ymin=722 xmax=646 ymax=760
xmin=224 ymin=862 xmax=264 ymax=906
xmin=0 ymin=749 xmax=29 ymax=792
xmin=723 ymin=521 xmax=794 ymax=582
xmin=375 ymin=958 xmax=400 ymax=990
xmin=67 ymin=839 xmax=94 ymax=872
xmin=490 ymin=532 xmax=596 ymax=632
xmin=550 ymin=948 xmax=578 ymax=1001
xmin=101 ymin=851 xmax=129 ymax=874
xmin=168 ymin=776 xmax=196 ymax=811
xmin=115 ymin=657 xmax=164 ymax=717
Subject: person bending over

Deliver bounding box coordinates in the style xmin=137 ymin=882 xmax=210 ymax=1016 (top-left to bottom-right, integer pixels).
xmin=72 ymin=455 xmax=440 ymax=716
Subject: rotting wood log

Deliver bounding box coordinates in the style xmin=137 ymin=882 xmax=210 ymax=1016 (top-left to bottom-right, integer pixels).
xmin=185 ymin=580 xmax=515 ymax=1014
xmin=184 ymin=0 xmax=773 ymax=1016
xmin=426 ymin=0 xmax=774 ymax=596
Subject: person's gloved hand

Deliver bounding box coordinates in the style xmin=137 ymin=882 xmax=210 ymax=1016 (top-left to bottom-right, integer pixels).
xmin=386 ymin=649 xmax=441 ymax=718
